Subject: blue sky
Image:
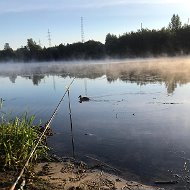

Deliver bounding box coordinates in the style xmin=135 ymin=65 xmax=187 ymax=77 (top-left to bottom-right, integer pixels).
xmin=0 ymin=0 xmax=189 ymax=50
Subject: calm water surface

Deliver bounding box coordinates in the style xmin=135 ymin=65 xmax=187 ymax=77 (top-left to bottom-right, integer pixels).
xmin=1 ymin=58 xmax=190 ymax=189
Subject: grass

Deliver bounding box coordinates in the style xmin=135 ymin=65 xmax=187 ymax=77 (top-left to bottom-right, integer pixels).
xmin=0 ymin=114 xmax=49 ymax=170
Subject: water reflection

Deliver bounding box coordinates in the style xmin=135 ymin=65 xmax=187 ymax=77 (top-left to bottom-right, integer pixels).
xmin=1 ymin=57 xmax=190 ymax=94
xmin=1 ymin=58 xmax=190 ymax=189
xmin=9 ymin=75 xmax=17 ymax=83
xmin=24 ymin=75 xmax=45 ymax=86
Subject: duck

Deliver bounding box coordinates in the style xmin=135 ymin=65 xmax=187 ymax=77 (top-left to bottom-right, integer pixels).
xmin=78 ymin=95 xmax=90 ymax=103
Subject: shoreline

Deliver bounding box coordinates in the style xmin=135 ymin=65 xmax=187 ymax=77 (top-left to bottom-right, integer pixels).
xmin=0 ymin=156 xmax=180 ymax=190
xmin=28 ymin=160 xmax=164 ymax=190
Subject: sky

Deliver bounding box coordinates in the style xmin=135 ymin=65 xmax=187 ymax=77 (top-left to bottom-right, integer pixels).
xmin=0 ymin=0 xmax=189 ymax=50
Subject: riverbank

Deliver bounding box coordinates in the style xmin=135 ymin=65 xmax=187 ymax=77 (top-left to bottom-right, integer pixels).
xmin=28 ymin=161 xmax=164 ymax=190
xmin=0 ymin=158 xmax=164 ymax=190
xmin=4 ymin=153 xmax=186 ymax=190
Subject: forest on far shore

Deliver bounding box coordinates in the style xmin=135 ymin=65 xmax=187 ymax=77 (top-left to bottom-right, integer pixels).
xmin=1 ymin=14 xmax=190 ymax=62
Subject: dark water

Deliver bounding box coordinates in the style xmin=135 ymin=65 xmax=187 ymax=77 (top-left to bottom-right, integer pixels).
xmin=1 ymin=58 xmax=190 ymax=189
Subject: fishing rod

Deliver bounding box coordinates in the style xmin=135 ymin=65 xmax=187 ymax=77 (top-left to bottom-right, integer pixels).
xmin=10 ymin=77 xmax=75 ymax=190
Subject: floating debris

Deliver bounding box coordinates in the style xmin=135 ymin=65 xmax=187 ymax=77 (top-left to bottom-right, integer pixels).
xmin=162 ymin=102 xmax=181 ymax=105
xmin=154 ymin=180 xmax=178 ymax=185
xmin=84 ymin=133 xmax=95 ymax=136
xmin=148 ymin=101 xmax=182 ymax=105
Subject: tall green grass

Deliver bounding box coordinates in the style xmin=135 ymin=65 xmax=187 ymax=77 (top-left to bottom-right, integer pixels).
xmin=0 ymin=114 xmax=49 ymax=170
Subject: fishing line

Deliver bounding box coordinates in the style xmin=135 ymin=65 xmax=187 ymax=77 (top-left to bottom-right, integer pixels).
xmin=67 ymin=89 xmax=75 ymax=158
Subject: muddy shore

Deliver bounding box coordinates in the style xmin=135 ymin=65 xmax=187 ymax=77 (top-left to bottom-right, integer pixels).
xmin=0 ymin=158 xmax=165 ymax=190
xmin=30 ymin=161 xmax=165 ymax=190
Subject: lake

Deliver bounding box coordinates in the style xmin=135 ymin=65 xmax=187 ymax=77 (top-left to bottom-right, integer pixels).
xmin=1 ymin=57 xmax=190 ymax=189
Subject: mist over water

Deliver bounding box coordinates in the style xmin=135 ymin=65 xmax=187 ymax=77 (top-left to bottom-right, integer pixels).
xmin=1 ymin=56 xmax=190 ymax=94
xmin=1 ymin=57 xmax=190 ymax=189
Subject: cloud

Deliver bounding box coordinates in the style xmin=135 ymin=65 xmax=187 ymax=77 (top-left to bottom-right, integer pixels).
xmin=72 ymin=0 xmax=190 ymax=8
xmin=0 ymin=0 xmax=66 ymax=14
xmin=0 ymin=0 xmax=189 ymax=14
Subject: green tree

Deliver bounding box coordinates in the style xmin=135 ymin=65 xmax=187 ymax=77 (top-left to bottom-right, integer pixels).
xmin=4 ymin=43 xmax=12 ymax=50
xmin=15 ymin=46 xmax=30 ymax=62
xmin=105 ymin=33 xmax=118 ymax=55
xmin=0 ymin=43 xmax=15 ymax=61
xmin=168 ymin=14 xmax=182 ymax=31
xmin=27 ymin=38 xmax=41 ymax=52
xmin=26 ymin=38 xmax=42 ymax=60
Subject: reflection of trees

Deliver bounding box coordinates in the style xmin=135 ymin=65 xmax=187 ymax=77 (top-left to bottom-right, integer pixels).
xmin=23 ymin=75 xmax=45 ymax=86
xmin=2 ymin=58 xmax=190 ymax=94
xmin=9 ymin=75 xmax=17 ymax=83
xmin=165 ymin=80 xmax=177 ymax=94
xmin=32 ymin=75 xmax=45 ymax=86
xmin=63 ymin=59 xmax=190 ymax=94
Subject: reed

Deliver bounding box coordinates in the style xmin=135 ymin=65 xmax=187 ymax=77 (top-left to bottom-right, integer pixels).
xmin=0 ymin=98 xmax=3 ymax=109
xmin=0 ymin=114 xmax=49 ymax=170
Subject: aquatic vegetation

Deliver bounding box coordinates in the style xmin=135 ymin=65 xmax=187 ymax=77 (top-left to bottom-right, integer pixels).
xmin=0 ymin=98 xmax=4 ymax=109
xmin=0 ymin=114 xmax=49 ymax=170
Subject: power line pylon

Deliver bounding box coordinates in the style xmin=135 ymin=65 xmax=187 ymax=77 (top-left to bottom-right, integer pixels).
xmin=48 ymin=29 xmax=52 ymax=47
xmin=81 ymin=17 xmax=85 ymax=43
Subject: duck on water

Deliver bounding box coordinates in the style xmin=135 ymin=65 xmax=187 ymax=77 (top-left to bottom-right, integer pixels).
xmin=78 ymin=95 xmax=90 ymax=103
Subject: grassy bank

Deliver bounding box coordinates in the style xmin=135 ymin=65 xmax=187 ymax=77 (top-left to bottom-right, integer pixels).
xmin=0 ymin=114 xmax=49 ymax=170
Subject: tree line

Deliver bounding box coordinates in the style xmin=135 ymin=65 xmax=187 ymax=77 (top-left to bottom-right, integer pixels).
xmin=0 ymin=14 xmax=190 ymax=62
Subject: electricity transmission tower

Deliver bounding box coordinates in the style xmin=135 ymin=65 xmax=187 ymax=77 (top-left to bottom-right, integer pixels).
xmin=47 ymin=29 xmax=52 ymax=47
xmin=81 ymin=17 xmax=85 ymax=43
